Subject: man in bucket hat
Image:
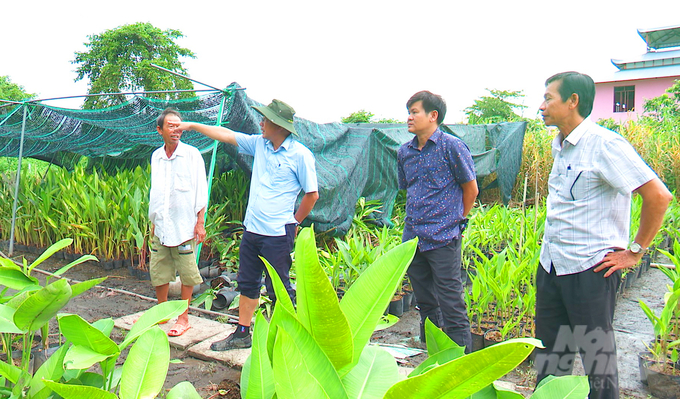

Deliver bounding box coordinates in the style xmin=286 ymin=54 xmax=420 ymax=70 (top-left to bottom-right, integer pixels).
xmin=177 ymin=99 xmax=318 ymax=350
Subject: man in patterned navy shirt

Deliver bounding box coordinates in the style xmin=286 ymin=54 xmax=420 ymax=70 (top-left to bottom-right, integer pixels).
xmin=397 ymin=90 xmax=478 ymax=352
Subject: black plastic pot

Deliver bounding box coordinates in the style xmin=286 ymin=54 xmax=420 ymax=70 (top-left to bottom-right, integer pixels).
xmin=211 ymin=288 xmax=239 ymax=310
xmin=402 ymin=290 xmax=414 ymax=310
xmin=471 ymin=330 xmax=485 ymax=352
xmin=483 ymin=329 xmax=502 ymax=347
xmin=641 ymin=356 xmax=680 ymax=398
xmin=388 ymin=296 xmax=404 ymax=317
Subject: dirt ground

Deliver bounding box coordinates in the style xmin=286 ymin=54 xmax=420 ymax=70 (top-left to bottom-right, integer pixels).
xmin=1 ymin=246 xmax=667 ymax=398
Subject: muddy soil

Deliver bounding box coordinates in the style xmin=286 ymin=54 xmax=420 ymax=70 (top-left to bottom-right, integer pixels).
xmin=1 ymin=248 xmax=667 ymax=398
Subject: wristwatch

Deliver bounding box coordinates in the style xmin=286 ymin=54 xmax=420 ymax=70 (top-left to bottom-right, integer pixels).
xmin=629 ymin=242 xmax=646 ymax=255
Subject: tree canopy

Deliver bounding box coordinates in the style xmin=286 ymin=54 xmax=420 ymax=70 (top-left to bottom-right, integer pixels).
xmin=341 ymin=109 xmax=402 ymax=124
xmin=72 ymin=22 xmax=196 ymax=109
xmin=464 ymin=89 xmax=527 ymax=124
xmin=0 ymin=76 xmax=34 ymax=103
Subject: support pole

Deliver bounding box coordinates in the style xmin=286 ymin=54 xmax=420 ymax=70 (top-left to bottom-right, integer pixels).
xmin=9 ymin=104 xmax=28 ymax=255
xmin=196 ymin=93 xmax=230 ymax=263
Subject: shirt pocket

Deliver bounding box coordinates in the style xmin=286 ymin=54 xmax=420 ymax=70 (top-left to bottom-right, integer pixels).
xmin=567 ymin=169 xmax=597 ymax=201
xmin=272 ymin=160 xmax=296 ymax=186
xmin=175 ymin=174 xmax=192 ymax=192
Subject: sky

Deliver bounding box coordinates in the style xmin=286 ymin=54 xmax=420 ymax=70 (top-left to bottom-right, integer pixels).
xmin=2 ymin=0 xmax=679 ymax=124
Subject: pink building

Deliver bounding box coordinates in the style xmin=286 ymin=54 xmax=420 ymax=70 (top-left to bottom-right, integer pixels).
xmin=593 ymin=25 xmax=680 ymax=123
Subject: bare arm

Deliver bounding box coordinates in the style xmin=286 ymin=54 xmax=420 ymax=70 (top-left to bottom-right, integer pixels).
xmin=461 ymin=179 xmax=479 ymax=217
xmin=295 ymin=191 xmax=319 ymax=224
xmin=178 ymin=122 xmax=238 ymax=146
xmin=595 ymin=178 xmax=673 ymax=277
xmin=194 ymin=207 xmax=206 ymax=244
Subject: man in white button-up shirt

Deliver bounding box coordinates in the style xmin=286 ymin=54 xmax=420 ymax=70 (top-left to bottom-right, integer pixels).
xmin=534 ymin=72 xmax=672 ymax=399
xmin=148 ymin=108 xmax=208 ymax=337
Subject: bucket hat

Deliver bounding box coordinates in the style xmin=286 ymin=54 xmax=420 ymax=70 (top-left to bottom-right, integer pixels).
xmin=252 ymin=99 xmax=297 ymax=135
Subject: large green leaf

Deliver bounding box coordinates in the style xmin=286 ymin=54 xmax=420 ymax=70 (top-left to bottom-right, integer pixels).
xmin=14 ymin=278 xmax=72 ymax=332
xmin=0 ymin=304 xmax=23 ymax=333
xmin=242 ymin=311 xmax=275 ymax=399
xmin=119 ymin=326 xmax=170 ymax=399
xmin=272 ymin=328 xmax=331 ymax=398
xmin=28 ymin=344 xmax=70 ymax=399
xmin=409 ymin=319 xmax=465 ymax=377
xmin=71 ymin=277 xmax=107 ymax=297
xmin=268 ymin=297 xmax=348 ymax=399
xmin=424 ymin=318 xmax=460 ymax=356
xmin=166 ymin=381 xmax=203 ymax=399
xmin=64 ymin=345 xmax=111 ymax=370
xmin=294 ymin=227 xmax=353 ymax=371
xmin=27 ymin=238 xmax=74 ymax=274
xmin=52 ymin=255 xmax=100 ymax=278
xmin=384 ymin=338 xmax=540 ymax=398
xmin=59 ymin=314 xmax=119 ymax=356
xmin=0 ymin=267 xmax=39 ymax=290
xmin=531 ymin=375 xmax=589 ymax=398
xmin=341 ymin=345 xmax=401 ymax=399
xmin=264 ymin=257 xmax=297 ymax=361
xmin=340 ymin=239 xmax=417 ymax=369
xmin=120 ymin=300 xmax=187 ymax=349
xmin=42 ymin=380 xmax=117 ymax=399
xmin=0 ymin=359 xmax=24 ymax=384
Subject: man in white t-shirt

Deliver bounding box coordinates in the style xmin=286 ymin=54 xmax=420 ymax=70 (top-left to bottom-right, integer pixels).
xmin=148 ymin=108 xmax=208 ymax=337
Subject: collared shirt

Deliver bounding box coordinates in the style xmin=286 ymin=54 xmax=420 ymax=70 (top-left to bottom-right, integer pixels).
xmin=397 ymin=128 xmax=476 ymax=251
xmin=149 ymin=141 xmax=208 ymax=247
xmin=236 ymin=133 xmax=318 ymax=236
xmin=540 ymin=119 xmax=657 ymax=276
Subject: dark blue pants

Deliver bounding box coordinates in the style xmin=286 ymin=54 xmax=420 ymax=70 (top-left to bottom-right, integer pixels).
xmin=535 ymin=263 xmax=621 ymax=399
xmin=407 ymin=238 xmax=471 ymax=352
xmin=236 ymin=224 xmax=296 ymax=304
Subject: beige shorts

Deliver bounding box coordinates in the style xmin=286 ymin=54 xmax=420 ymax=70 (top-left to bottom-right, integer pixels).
xmin=149 ymin=236 xmax=203 ymax=287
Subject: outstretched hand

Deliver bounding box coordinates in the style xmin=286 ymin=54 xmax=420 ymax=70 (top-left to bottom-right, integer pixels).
xmin=593 ymin=249 xmax=642 ymax=278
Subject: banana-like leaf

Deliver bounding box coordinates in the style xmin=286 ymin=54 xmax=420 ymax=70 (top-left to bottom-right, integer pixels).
xmin=120 ymin=300 xmax=187 ymax=349
xmin=14 ymin=278 xmax=72 ymax=332
xmin=384 ymin=338 xmax=541 ymax=399
xmin=531 ymin=375 xmax=589 ymax=398
xmin=374 ymin=315 xmax=399 ymax=332
xmin=242 ymin=311 xmax=275 ymax=399
xmin=264 ymin=257 xmax=297 ymax=360
xmin=0 ymin=304 xmax=23 ymax=333
xmin=0 ymin=267 xmax=39 ymax=290
xmin=424 ymin=317 xmax=460 ymax=356
xmin=272 ymin=328 xmax=332 ymax=398
xmin=340 ymin=239 xmax=417 ymax=370
xmin=119 ymin=326 xmax=170 ymax=399
xmin=42 ymin=380 xmax=117 ymax=399
xmin=59 ymin=314 xmax=119 ymax=356
xmin=28 ymin=344 xmax=69 ymax=399
xmin=469 ymin=383 xmax=524 ymax=398
xmin=27 ymin=238 xmax=74 ymax=274
xmin=64 ymin=345 xmax=111 ymax=370
xmin=166 ymin=381 xmax=203 ymax=399
xmin=341 ymin=345 xmax=401 ymax=399
xmin=92 ymin=318 xmax=115 ymax=337
xmin=294 ymin=227 xmax=353 ymax=370
xmin=268 ymin=298 xmax=348 ymax=399
xmin=71 ymin=277 xmax=107 ymax=297
xmin=0 ymin=359 xmax=24 ymax=384
xmin=52 ymin=255 xmax=99 ymax=278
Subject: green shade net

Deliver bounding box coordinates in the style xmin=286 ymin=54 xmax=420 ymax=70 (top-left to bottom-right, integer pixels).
xmin=0 ymin=83 xmax=526 ymax=235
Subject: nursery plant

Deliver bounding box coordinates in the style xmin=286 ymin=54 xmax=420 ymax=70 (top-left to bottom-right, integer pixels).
xmin=239 ymin=227 xmax=588 ymax=398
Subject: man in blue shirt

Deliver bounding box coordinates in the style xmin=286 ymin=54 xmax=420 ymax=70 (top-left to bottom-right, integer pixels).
xmin=177 ymin=99 xmax=319 ymax=350
xmin=397 ymin=91 xmax=478 ymax=352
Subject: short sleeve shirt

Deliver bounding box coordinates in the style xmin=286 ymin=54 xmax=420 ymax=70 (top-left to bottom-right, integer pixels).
xmin=149 ymin=142 xmax=208 ymax=247
xmin=236 ymin=133 xmax=318 ymax=236
xmin=397 ymin=129 xmax=476 ymax=251
xmin=540 ymin=120 xmax=658 ymax=275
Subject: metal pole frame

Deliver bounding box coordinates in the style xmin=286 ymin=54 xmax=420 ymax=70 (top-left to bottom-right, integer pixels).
xmin=8 ymin=104 xmax=28 ymax=255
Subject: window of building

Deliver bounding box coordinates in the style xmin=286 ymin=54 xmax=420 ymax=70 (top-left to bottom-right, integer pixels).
xmin=614 ymin=86 xmax=635 ymax=112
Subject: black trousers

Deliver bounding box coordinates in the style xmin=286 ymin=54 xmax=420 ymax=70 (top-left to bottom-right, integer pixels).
xmin=535 ymin=263 xmax=621 ymax=399
xmin=407 ymin=238 xmax=471 ymax=352
xmin=236 ymin=224 xmax=297 ymax=303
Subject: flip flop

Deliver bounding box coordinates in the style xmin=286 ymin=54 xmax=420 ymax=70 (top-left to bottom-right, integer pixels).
xmin=168 ymin=322 xmax=191 ymax=337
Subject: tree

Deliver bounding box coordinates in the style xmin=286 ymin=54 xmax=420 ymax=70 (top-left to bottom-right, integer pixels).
xmin=341 ymin=110 xmax=403 ymax=124
xmin=464 ymin=89 xmax=527 ymax=124
xmin=72 ymin=22 xmax=196 ymax=109
xmin=643 ymin=79 xmax=680 ymax=122
xmin=0 ymin=76 xmax=34 ymax=103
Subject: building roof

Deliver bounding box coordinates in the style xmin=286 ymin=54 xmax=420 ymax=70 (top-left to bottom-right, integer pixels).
xmin=638 ymin=25 xmax=680 ymax=50
xmin=611 ymin=48 xmax=680 ymax=70
xmin=596 ymin=64 xmax=680 ymax=84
